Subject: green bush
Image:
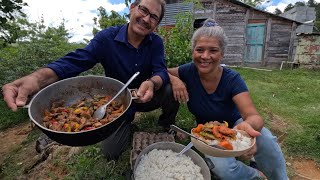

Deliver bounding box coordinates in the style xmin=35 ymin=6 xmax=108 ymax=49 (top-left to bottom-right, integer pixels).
xmin=158 ymin=12 xmax=193 ymax=68
xmin=0 ymin=41 xmax=85 ymax=86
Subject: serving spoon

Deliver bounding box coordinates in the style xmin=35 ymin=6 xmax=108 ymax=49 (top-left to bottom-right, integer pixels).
xmin=93 ymin=72 xmax=140 ymax=120
xmin=170 ymin=125 xmax=227 ymax=150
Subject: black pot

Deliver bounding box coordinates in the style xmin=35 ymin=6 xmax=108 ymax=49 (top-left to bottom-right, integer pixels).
xmin=28 ymin=75 xmax=134 ymax=146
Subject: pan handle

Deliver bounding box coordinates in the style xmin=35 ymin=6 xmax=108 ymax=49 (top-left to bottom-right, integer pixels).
xmin=129 ymin=89 xmax=139 ymax=100
xmin=18 ymin=104 xmax=30 ymax=109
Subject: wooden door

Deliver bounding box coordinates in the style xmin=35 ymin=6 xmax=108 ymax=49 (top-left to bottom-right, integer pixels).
xmin=245 ymin=23 xmax=266 ymax=63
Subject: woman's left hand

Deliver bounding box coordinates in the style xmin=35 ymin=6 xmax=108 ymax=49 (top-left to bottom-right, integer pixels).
xmin=239 ymin=143 xmax=257 ymax=160
xmin=234 ymin=121 xmax=261 ymax=138
xmin=234 ymin=121 xmax=260 ymax=160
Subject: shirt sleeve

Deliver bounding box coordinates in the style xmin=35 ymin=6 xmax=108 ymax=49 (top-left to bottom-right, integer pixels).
xmin=229 ymin=73 xmax=248 ymax=97
xmin=150 ymin=35 xmax=169 ymax=85
xmin=178 ymin=62 xmax=192 ymax=82
xmin=46 ymin=31 xmax=107 ymax=79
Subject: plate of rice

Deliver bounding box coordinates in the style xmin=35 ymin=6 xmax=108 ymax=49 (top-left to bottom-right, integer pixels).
xmin=133 ymin=142 xmax=211 ymax=180
xmin=191 ymin=121 xmax=256 ymax=157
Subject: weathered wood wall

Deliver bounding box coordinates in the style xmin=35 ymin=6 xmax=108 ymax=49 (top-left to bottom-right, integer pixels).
xmin=162 ymin=0 xmax=298 ymax=68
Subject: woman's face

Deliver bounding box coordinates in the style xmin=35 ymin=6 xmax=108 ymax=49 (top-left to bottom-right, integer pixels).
xmin=129 ymin=0 xmax=162 ymax=37
xmin=192 ymin=36 xmax=224 ymax=74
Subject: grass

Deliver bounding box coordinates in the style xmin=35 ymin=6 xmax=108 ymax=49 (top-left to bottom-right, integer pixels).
xmin=0 ymin=67 xmax=319 ymax=179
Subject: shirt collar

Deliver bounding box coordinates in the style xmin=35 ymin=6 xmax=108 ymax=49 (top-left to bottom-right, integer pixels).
xmin=114 ymin=23 xmax=153 ymax=47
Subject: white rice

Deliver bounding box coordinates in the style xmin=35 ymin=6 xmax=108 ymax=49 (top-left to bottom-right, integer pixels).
xmin=135 ymin=149 xmax=204 ymax=180
xmin=230 ymin=132 xmax=252 ymax=151
xmin=207 ymin=132 xmax=252 ymax=151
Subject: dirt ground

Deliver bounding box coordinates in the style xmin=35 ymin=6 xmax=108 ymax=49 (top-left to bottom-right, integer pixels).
xmin=0 ymin=121 xmax=320 ymax=180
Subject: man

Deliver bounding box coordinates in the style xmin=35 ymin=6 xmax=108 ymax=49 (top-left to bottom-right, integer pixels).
xmin=2 ymin=0 xmax=180 ymax=160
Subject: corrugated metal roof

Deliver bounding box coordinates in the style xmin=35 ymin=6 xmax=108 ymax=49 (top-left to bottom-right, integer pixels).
xmin=160 ymin=2 xmax=193 ymax=26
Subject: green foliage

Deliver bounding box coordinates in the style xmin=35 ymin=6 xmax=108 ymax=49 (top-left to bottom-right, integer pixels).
xmin=66 ymin=145 xmax=130 ymax=179
xmin=0 ymin=100 xmax=28 ymax=130
xmin=0 ymin=0 xmax=27 ymax=26
xmin=274 ymin=8 xmax=282 ymax=15
xmin=0 ymin=17 xmax=84 ymax=87
xmin=239 ymin=0 xmax=266 ymax=7
xmin=93 ymin=7 xmax=128 ymax=36
xmin=158 ymin=12 xmax=193 ymax=67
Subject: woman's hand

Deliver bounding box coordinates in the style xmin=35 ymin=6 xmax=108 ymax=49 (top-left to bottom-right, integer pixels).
xmin=170 ymin=76 xmax=189 ymax=103
xmin=234 ymin=121 xmax=261 ymax=160
xmin=234 ymin=121 xmax=261 ymax=138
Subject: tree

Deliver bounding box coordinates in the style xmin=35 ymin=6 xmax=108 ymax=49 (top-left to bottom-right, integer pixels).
xmin=92 ymin=7 xmax=128 ymax=35
xmin=239 ymin=0 xmax=268 ymax=7
xmin=284 ymin=3 xmax=294 ymax=12
xmin=0 ymin=0 xmax=27 ymax=26
xmin=0 ymin=17 xmax=29 ymax=46
xmin=274 ymin=8 xmax=282 ymax=15
xmin=307 ymin=0 xmax=317 ymax=7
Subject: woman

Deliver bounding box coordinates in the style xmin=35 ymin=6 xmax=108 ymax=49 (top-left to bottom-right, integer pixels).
xmin=168 ymin=18 xmax=288 ymax=179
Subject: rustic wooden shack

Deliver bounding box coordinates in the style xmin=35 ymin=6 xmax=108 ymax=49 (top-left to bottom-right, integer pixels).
xmin=160 ymin=0 xmax=302 ymax=68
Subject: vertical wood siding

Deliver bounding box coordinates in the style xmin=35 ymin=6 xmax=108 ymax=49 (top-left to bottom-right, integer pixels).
xmin=162 ymin=0 xmax=298 ymax=68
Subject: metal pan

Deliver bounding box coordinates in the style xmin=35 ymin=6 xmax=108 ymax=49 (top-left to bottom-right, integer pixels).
xmin=28 ymin=75 xmax=136 ymax=146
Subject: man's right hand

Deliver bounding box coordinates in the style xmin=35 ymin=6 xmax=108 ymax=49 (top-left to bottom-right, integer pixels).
xmin=2 ymin=68 xmax=59 ymax=111
xmin=2 ymin=75 xmax=41 ymax=111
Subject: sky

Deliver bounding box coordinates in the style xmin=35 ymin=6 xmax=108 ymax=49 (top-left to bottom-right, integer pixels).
xmin=22 ymin=0 xmax=320 ymax=43
xmin=22 ymin=0 xmax=129 ymax=43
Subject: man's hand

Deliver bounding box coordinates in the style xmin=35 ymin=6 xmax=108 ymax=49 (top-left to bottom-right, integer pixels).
xmin=2 ymin=68 xmax=59 ymax=111
xmin=2 ymin=76 xmax=40 ymax=111
xmin=135 ymin=80 xmax=154 ymax=103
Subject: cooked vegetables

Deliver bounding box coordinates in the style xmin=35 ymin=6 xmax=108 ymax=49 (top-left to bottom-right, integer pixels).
xmin=192 ymin=121 xmax=237 ymax=150
xmin=43 ymin=95 xmax=125 ymax=132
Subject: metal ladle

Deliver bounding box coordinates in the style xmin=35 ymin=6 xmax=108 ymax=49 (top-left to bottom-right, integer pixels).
xmin=170 ymin=125 xmax=227 ymax=150
xmin=93 ymin=72 xmax=140 ymax=120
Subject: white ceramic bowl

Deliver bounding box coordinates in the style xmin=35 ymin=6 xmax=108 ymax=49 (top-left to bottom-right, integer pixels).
xmin=191 ymin=130 xmax=256 ymax=157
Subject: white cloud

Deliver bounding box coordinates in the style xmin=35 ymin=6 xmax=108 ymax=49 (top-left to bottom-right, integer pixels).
xmin=22 ymin=0 xmax=128 ymax=43
xmin=265 ymin=3 xmax=288 ymax=13
xmin=263 ymin=0 xmax=320 ymax=13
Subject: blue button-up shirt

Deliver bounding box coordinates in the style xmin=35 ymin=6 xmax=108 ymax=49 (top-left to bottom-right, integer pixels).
xmin=47 ymin=23 xmax=169 ymax=89
xmin=46 ymin=24 xmax=169 ymax=120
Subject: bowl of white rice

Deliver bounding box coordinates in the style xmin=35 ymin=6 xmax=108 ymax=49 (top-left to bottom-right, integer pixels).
xmin=191 ymin=130 xmax=256 ymax=157
xmin=133 ymin=142 xmax=211 ymax=180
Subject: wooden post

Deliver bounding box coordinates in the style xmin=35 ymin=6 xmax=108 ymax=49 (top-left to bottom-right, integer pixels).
xmin=288 ymin=22 xmax=297 ymax=62
xmin=242 ymin=9 xmax=250 ymax=66
xmin=263 ymin=17 xmax=272 ymax=66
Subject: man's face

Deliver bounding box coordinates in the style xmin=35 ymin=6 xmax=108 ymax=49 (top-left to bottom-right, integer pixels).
xmin=129 ymin=0 xmax=162 ymax=37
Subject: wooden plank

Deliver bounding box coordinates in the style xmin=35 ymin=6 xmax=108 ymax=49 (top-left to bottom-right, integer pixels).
xmin=263 ymin=18 xmax=271 ymax=66
xmin=268 ymin=41 xmax=290 ymax=47
xmin=270 ymin=36 xmax=291 ymax=42
xmin=268 ymin=57 xmax=288 ymax=62
xmin=288 ymin=22 xmax=297 ymax=61
xmin=268 ymin=46 xmax=289 ymax=51
xmin=271 ymin=24 xmax=292 ymax=31
xmin=227 ymin=37 xmax=245 ymax=45
xmin=243 ymin=9 xmax=249 ymax=66
xmin=226 ymin=46 xmax=244 ymax=54
xmin=213 ymin=1 xmax=217 ymax=19
xmin=270 ymin=32 xmax=291 ymax=38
